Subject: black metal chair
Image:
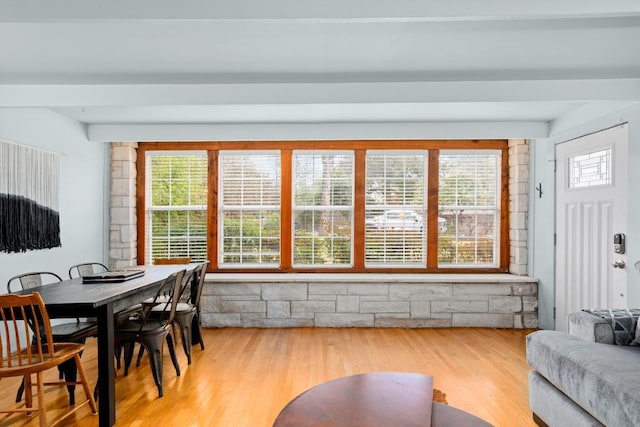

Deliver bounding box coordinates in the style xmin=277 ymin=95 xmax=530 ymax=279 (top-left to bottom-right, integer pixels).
xmin=68 ymin=262 xmax=109 ymax=279
xmin=115 ymin=269 xmax=185 ymax=397
xmin=137 ymin=261 xmax=209 ymax=365
xmin=188 ymin=261 xmax=209 ymax=352
xmin=7 ymin=272 xmax=98 ymax=405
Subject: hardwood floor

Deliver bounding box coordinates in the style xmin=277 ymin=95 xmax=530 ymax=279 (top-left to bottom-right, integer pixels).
xmin=0 ymin=327 xmax=538 ymax=427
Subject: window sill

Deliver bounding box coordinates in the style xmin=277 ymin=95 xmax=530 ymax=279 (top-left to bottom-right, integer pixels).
xmin=204 ymin=272 xmax=537 ymax=284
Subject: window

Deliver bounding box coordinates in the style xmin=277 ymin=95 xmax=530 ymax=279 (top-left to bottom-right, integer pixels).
xmin=144 ymin=151 xmax=208 ymax=263
xmin=568 ymin=148 xmax=611 ymax=188
xmin=219 ymin=151 xmax=281 ymax=267
xmin=438 ymin=151 xmax=500 ymax=267
xmin=138 ymin=140 xmax=509 ymax=272
xmin=293 ymin=152 xmax=353 ymax=267
xmin=365 ymin=151 xmax=426 ymax=266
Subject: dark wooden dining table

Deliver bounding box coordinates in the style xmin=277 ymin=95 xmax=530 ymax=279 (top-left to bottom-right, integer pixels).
xmin=17 ymin=264 xmax=196 ymax=427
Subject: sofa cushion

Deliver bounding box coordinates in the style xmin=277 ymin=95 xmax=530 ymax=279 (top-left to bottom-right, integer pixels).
xmin=527 ymin=330 xmax=640 ymax=427
xmin=568 ymin=311 xmax=615 ymax=344
xmin=583 ymin=309 xmax=640 ymax=345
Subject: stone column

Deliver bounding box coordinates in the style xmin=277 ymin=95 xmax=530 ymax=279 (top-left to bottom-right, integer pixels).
xmin=109 ymin=142 xmax=138 ymax=269
xmin=508 ymin=139 xmax=529 ymax=275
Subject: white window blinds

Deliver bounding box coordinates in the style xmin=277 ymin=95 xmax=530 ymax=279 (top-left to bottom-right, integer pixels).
xmin=219 ymin=151 xmax=281 ymax=267
xmin=438 ymin=151 xmax=500 ymax=267
xmin=293 ymin=151 xmax=353 ymax=267
xmin=365 ymin=151 xmax=426 ymax=266
xmin=145 ymin=151 xmax=208 ymax=263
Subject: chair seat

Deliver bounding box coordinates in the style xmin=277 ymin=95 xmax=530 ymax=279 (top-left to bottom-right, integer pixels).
xmin=1 ymin=342 xmax=85 ymax=377
xmin=51 ymin=321 xmax=98 ymax=341
xmin=115 ymin=304 xmax=143 ymax=322
xmin=150 ymin=302 xmax=194 ymax=313
xmin=116 ymin=319 xmax=169 ymax=334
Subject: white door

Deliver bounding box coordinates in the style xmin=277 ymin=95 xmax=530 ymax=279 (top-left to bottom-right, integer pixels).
xmin=555 ymin=124 xmax=628 ymax=331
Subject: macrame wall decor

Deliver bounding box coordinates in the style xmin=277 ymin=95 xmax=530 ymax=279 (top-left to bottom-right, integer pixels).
xmin=0 ymin=139 xmax=62 ymax=253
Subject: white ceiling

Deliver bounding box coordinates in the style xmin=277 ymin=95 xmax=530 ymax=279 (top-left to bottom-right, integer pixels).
xmin=1 ymin=1 xmax=640 ymax=141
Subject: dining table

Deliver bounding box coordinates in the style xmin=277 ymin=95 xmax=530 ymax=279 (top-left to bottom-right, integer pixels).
xmin=16 ymin=264 xmax=197 ymax=427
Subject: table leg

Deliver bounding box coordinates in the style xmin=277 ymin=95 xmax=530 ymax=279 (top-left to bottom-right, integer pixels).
xmin=96 ymin=304 xmax=116 ymax=427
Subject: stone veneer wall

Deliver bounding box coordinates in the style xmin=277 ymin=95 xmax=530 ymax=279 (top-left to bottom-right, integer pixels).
xmin=200 ymin=275 xmax=538 ymax=329
xmin=109 ymin=142 xmax=138 ymax=270
xmin=509 ymin=139 xmax=529 ymax=275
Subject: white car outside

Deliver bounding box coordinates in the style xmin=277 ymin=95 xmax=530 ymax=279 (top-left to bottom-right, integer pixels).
xmin=366 ymin=210 xmax=447 ymax=232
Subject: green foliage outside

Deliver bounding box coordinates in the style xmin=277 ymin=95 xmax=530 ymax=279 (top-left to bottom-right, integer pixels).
xmin=293 ymin=154 xmax=353 ymax=265
xmin=438 ymin=237 xmax=495 ymax=265
xmin=149 ymin=155 xmax=208 ymax=261
xmin=438 ymin=154 xmax=498 ymax=265
xmin=222 ymin=211 xmax=280 ymax=264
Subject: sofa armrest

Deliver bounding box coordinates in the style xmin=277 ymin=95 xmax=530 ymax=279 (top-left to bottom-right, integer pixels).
xmin=568 ymin=311 xmax=615 ymax=344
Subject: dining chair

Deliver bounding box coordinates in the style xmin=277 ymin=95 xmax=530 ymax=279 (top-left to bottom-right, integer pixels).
xmin=115 ymin=269 xmax=185 ymax=397
xmin=136 ymin=261 xmax=209 ymax=365
xmin=68 ymin=262 xmax=109 ymax=279
xmin=153 ymin=257 xmax=192 ymax=265
xmin=7 ymin=272 xmax=98 ymax=405
xmin=189 ymin=261 xmax=209 ymax=352
xmin=0 ymin=292 xmax=97 ymax=427
xmin=68 ymin=262 xmax=145 ymax=370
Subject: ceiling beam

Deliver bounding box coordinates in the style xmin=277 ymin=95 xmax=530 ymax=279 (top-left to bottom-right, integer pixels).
xmin=2 ymin=79 xmax=639 ymax=107
xmin=88 ymin=121 xmax=549 ymax=142
xmin=2 ymin=0 xmax=640 ymax=23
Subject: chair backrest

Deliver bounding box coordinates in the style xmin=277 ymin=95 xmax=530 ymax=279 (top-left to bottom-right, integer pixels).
xmin=190 ymin=261 xmax=210 ymax=307
xmin=175 ymin=268 xmax=197 ymax=304
xmin=153 ymin=257 xmax=192 ymax=265
xmin=7 ymin=272 xmax=63 ymax=294
xmin=0 ymin=292 xmax=55 ymax=369
xmin=68 ymin=262 xmax=109 ymax=279
xmin=139 ymin=269 xmax=186 ymax=330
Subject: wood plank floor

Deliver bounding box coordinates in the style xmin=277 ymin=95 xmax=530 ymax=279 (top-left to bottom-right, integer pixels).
xmin=0 ymin=327 xmax=538 ymax=427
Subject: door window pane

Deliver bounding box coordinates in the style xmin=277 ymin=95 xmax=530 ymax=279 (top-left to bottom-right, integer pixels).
xmin=568 ymin=148 xmax=611 ymax=188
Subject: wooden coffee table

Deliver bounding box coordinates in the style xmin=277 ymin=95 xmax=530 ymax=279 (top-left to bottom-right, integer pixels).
xmin=273 ymin=372 xmax=493 ymax=427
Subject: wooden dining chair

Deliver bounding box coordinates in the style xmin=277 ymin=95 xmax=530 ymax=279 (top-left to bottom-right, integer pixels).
xmin=68 ymin=262 xmax=109 ymax=279
xmin=0 ymin=292 xmax=97 ymax=427
xmin=115 ymin=269 xmax=185 ymax=397
xmin=6 ymin=272 xmax=98 ymax=406
xmin=153 ymin=257 xmax=192 ymax=265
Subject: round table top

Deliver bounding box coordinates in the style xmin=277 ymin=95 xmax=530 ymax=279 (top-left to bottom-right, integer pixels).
xmin=273 ymin=372 xmax=492 ymax=427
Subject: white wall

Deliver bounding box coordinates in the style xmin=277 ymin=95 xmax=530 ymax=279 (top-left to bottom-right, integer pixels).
xmin=0 ymin=108 xmax=109 ymax=290
xmin=531 ymin=103 xmax=640 ymax=329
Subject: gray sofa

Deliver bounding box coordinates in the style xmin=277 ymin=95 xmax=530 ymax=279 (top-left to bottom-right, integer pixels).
xmin=526 ymin=311 xmax=640 ymax=427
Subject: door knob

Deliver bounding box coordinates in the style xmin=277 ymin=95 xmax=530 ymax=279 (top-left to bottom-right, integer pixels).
xmin=612 ymin=260 xmax=626 ymax=269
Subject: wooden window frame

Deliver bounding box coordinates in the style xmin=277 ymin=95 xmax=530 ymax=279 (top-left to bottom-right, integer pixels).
xmin=137 ymin=140 xmax=510 ymax=273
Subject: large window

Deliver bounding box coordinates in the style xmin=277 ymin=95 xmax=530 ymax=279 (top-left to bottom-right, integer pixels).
xmin=438 ymin=151 xmax=500 ymax=267
xmin=365 ymin=151 xmax=426 ymax=267
xmin=144 ymin=151 xmax=208 ymax=263
xmin=219 ymin=151 xmax=281 ymax=267
xmin=293 ymin=152 xmax=354 ymax=267
xmin=139 ymin=141 xmax=509 ymax=272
